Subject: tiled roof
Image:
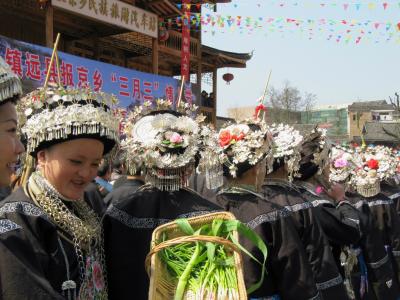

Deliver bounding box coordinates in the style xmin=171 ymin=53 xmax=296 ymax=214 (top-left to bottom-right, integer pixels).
xmin=348 ymin=100 xmax=394 ymax=112
xmin=363 ymin=122 xmax=400 ymax=142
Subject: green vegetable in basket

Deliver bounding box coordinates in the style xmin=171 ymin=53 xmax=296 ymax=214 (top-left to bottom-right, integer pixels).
xmin=158 ymin=218 xmax=268 ymax=300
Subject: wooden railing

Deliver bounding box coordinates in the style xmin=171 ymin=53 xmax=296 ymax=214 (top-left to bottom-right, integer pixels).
xmin=199 ymin=106 xmax=216 ymax=125
xmin=159 ymin=30 xmax=200 ymax=58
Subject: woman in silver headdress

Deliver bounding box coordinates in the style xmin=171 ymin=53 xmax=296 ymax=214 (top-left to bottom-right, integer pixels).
xmin=264 ymin=125 xmax=349 ymax=299
xmin=336 ymin=145 xmax=400 ymax=299
xmin=103 ymin=100 xmax=221 ymax=299
xmin=0 ymin=81 xmax=119 ymax=299
xmin=210 ymin=119 xmax=320 ymax=299
xmin=0 ymin=57 xmax=24 ymax=197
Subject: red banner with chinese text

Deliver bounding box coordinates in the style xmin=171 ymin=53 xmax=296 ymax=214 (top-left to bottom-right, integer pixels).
xmin=181 ymin=0 xmax=190 ymax=81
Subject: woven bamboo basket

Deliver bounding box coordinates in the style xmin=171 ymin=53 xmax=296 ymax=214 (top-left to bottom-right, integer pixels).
xmin=357 ymin=180 xmax=381 ymax=198
xmin=145 ymin=211 xmax=247 ymax=300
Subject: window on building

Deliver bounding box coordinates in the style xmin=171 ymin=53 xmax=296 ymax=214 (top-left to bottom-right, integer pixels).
xmin=353 ymin=114 xmax=356 ymax=121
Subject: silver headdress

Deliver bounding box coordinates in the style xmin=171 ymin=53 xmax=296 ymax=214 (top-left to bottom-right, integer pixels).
xmin=329 ymin=145 xmax=356 ymax=184
xmin=349 ymin=145 xmax=396 ymax=197
xmin=268 ymin=123 xmax=303 ymax=181
xmin=19 ymin=83 xmax=120 ymax=155
xmin=217 ymin=119 xmax=272 ymax=179
xmin=122 ymin=99 xmax=216 ymax=191
xmin=0 ymin=56 xmax=22 ymax=103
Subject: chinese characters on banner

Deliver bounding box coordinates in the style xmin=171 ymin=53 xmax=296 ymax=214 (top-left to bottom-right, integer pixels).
xmin=51 ymin=0 xmax=158 ymax=38
xmin=0 ymin=34 xmax=198 ymax=108
xmin=181 ymin=0 xmax=191 ymax=81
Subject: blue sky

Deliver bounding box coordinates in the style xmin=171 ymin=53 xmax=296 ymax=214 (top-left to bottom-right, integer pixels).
xmin=202 ymin=1 xmax=400 ymax=116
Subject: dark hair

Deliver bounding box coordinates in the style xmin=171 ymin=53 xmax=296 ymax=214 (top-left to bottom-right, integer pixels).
xmin=33 ymin=134 xmax=116 ymax=157
xmin=270 ymin=158 xmax=284 ymax=173
xmin=97 ymin=161 xmax=111 ymax=177
xmin=112 ymin=156 xmax=124 ymax=170
xmin=0 ymin=95 xmax=19 ymax=107
xmin=297 ymin=161 xmax=319 ymax=180
xmin=297 ymin=131 xmax=322 ymax=180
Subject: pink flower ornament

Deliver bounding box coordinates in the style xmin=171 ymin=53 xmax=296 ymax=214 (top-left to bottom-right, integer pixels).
xmin=315 ymin=186 xmax=324 ymax=195
xmin=169 ymin=132 xmax=183 ymax=144
xmin=334 ymin=158 xmax=348 ymax=168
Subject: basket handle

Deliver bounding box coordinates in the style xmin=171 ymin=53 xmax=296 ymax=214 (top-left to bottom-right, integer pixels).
xmin=145 ymin=234 xmax=242 ymax=276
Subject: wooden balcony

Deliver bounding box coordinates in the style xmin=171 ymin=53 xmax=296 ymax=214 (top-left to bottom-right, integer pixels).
xmin=159 ymin=30 xmax=200 ymax=59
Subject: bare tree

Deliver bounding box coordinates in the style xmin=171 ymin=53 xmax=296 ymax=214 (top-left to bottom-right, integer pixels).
xmin=389 ymin=92 xmax=400 ymax=115
xmin=302 ymin=92 xmax=317 ymax=123
xmin=386 ymin=92 xmax=400 ymax=140
xmin=266 ymin=80 xmax=316 ymax=124
xmin=303 ymin=92 xmax=317 ymax=111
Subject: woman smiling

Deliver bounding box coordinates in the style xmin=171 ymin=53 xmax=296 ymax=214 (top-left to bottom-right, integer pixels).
xmin=0 ymin=80 xmax=119 ymax=299
xmin=0 ymin=57 xmax=24 ymax=193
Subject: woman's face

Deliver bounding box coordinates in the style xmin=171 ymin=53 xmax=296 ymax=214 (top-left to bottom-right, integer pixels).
xmin=37 ymin=138 xmax=104 ymax=200
xmin=0 ymin=102 xmax=25 ymax=187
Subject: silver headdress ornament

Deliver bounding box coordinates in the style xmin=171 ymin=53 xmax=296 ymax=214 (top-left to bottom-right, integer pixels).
xmin=349 ymin=145 xmax=396 ymax=197
xmin=122 ymin=97 xmax=219 ymax=191
xmin=268 ymin=123 xmax=303 ymax=181
xmin=18 ymin=34 xmax=119 ymax=156
xmin=218 ymin=117 xmax=273 ymax=179
xmin=329 ymin=145 xmax=356 ymax=184
xmin=20 ymin=83 xmax=120 ymax=155
xmin=197 ymin=124 xmax=224 ymax=189
xmin=0 ymin=56 xmax=22 ymax=103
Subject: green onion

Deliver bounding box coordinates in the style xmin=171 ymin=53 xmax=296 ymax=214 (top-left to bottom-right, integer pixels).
xmin=158 ymin=218 xmax=267 ymax=300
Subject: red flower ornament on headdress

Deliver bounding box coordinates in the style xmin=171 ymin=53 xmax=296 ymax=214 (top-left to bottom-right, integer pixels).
xmin=366 ymin=159 xmax=379 ymax=170
xmin=219 ymin=129 xmax=232 ymax=147
xmin=254 ymin=104 xmax=266 ymax=119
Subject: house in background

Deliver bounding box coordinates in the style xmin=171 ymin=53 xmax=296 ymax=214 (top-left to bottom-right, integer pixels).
xmin=348 ymin=100 xmax=396 ymax=141
xmin=361 ymin=122 xmax=400 ymax=146
xmin=226 ymin=99 xmax=400 ymax=145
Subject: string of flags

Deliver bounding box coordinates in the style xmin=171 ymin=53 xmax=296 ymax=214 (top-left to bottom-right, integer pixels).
xmin=160 ymin=14 xmax=400 ymax=44
xmin=161 ymin=14 xmax=400 ymax=32
xmin=166 ymin=2 xmax=400 ymax=44
xmin=175 ymin=2 xmax=400 ymax=11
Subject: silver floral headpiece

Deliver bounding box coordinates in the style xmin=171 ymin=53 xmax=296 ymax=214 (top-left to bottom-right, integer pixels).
xmin=350 ymin=148 xmax=382 ymax=197
xmin=19 ymin=83 xmax=120 ymax=155
xmin=391 ymin=148 xmax=400 ymax=184
xmin=0 ymin=56 xmax=22 ymax=103
xmin=196 ymin=125 xmax=225 ymax=189
xmin=329 ymin=145 xmax=356 ymax=184
xmin=330 ymin=144 xmax=397 ymax=197
xmin=122 ymin=99 xmax=213 ymax=191
xmin=268 ymin=123 xmax=303 ymax=181
xmin=218 ymin=119 xmax=272 ymax=178
xmin=127 ymin=98 xmax=199 ymax=125
xmin=353 ymin=145 xmax=395 ymax=188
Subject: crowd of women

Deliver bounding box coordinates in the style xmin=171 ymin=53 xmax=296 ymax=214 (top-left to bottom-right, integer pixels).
xmin=1 ymin=55 xmax=400 ymax=300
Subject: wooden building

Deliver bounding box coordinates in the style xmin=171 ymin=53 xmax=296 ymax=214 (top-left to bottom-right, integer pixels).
xmin=0 ymin=0 xmax=252 ymax=124
xmin=348 ymin=100 xmax=395 ymax=141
